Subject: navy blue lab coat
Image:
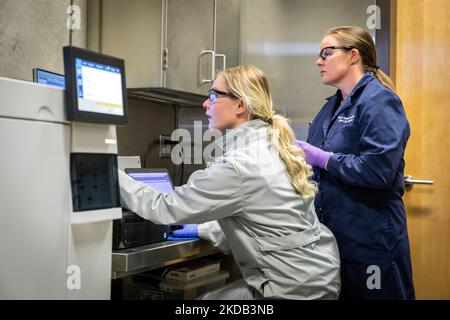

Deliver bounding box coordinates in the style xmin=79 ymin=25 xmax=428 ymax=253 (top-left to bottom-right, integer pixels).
xmin=307 ymin=73 xmax=415 ymax=299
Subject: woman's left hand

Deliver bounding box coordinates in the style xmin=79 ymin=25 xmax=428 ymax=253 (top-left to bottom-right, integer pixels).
xmin=296 ymin=140 xmax=332 ymax=170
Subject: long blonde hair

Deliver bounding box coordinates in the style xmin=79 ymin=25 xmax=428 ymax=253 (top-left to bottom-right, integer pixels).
xmin=325 ymin=25 xmax=396 ymax=92
xmin=220 ymin=65 xmax=317 ymax=198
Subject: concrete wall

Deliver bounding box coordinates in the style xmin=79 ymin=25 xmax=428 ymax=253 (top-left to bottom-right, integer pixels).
xmin=0 ymin=0 xmax=87 ymax=81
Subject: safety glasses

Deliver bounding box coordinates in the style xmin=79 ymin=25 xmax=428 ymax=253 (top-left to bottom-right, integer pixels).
xmin=208 ymin=89 xmax=237 ymax=103
xmin=319 ymin=46 xmax=354 ymax=60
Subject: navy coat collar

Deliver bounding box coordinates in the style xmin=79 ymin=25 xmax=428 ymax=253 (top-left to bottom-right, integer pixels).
xmin=325 ymin=72 xmax=375 ymax=126
xmin=325 ymin=72 xmax=375 ymax=101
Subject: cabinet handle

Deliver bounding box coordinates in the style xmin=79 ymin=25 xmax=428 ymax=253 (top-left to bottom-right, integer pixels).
xmin=215 ymin=53 xmax=226 ymax=71
xmin=200 ymin=50 xmax=215 ymax=84
xmin=162 ymin=48 xmax=169 ymax=70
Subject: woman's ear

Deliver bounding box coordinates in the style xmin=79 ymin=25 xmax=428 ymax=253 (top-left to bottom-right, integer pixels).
xmin=235 ymin=99 xmax=247 ymax=116
xmin=349 ymin=48 xmax=361 ymax=65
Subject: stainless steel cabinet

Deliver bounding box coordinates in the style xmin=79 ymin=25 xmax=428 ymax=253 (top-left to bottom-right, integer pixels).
xmin=88 ymin=0 xmax=240 ymax=92
xmin=164 ymin=0 xmax=240 ymax=94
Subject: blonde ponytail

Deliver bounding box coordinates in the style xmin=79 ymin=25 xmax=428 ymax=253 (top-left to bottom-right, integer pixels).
xmin=221 ymin=65 xmax=317 ymax=198
xmin=269 ymin=115 xmax=317 ymax=198
xmin=372 ymin=68 xmax=396 ymax=92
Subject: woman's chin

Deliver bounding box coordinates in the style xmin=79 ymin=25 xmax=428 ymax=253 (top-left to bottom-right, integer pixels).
xmin=320 ymin=75 xmax=330 ymax=85
xmin=321 ymin=75 xmax=338 ymax=87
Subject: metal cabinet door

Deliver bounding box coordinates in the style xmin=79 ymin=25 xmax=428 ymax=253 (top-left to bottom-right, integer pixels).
xmin=166 ymin=0 xmax=215 ymax=95
xmin=95 ymin=0 xmax=163 ymax=88
xmin=215 ymin=0 xmax=241 ymax=71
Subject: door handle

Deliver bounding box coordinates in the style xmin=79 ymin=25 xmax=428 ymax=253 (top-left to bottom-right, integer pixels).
xmin=200 ymin=50 xmax=215 ymax=84
xmin=404 ymin=175 xmax=434 ymax=187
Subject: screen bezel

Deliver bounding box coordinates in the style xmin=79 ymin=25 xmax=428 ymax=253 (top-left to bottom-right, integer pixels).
xmin=63 ymin=46 xmax=128 ymax=125
xmin=124 ymin=168 xmax=175 ymax=190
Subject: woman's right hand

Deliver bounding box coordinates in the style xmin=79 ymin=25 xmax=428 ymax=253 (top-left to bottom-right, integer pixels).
xmin=171 ymin=224 xmax=199 ymax=238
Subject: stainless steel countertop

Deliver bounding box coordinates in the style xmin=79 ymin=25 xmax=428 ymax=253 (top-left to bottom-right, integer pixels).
xmin=111 ymin=239 xmax=219 ymax=279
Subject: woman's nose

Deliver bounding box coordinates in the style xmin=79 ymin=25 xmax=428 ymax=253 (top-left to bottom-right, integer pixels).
xmin=202 ymin=98 xmax=210 ymax=110
xmin=316 ymin=57 xmax=324 ymax=66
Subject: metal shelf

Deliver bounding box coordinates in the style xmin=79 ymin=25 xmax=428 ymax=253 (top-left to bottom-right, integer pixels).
xmin=127 ymin=87 xmax=207 ymax=108
xmin=111 ymin=239 xmax=219 ymax=279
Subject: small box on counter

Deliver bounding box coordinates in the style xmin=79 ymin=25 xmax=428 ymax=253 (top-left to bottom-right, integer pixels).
xmin=164 ymin=259 xmax=222 ymax=282
xmin=159 ymin=270 xmax=230 ymax=300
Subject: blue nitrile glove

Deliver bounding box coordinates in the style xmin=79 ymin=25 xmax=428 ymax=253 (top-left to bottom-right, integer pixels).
xmin=171 ymin=224 xmax=198 ymax=238
xmin=296 ymin=140 xmax=332 ymax=170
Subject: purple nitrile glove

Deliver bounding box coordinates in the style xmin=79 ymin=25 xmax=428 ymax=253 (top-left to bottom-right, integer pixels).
xmin=172 ymin=224 xmax=199 ymax=238
xmin=296 ymin=140 xmax=332 ymax=170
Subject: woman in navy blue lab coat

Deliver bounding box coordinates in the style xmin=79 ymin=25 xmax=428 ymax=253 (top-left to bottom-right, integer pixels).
xmin=296 ymin=26 xmax=415 ymax=299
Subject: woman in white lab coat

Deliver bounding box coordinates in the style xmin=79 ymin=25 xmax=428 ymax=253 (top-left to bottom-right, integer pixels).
xmin=119 ymin=65 xmax=341 ymax=299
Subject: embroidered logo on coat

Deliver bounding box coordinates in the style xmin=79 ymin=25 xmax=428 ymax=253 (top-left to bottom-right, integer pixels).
xmin=337 ymin=115 xmax=355 ymax=124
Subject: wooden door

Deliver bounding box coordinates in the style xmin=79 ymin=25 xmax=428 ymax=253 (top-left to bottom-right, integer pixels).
xmin=394 ymin=0 xmax=450 ymax=299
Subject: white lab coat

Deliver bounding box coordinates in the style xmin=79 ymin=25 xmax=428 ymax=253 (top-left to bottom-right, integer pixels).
xmin=119 ymin=119 xmax=341 ymax=299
